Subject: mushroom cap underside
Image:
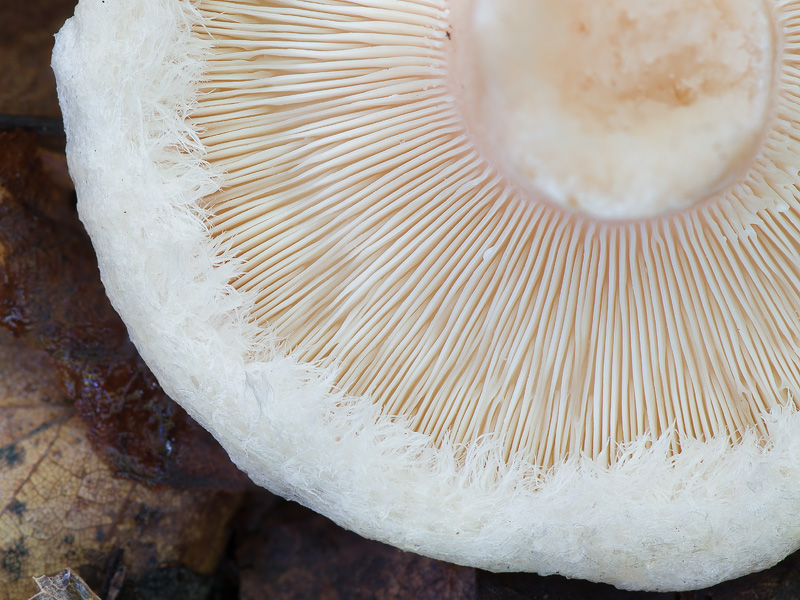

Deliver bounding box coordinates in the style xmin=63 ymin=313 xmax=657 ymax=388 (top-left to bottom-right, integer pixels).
xmin=52 ymin=0 xmax=800 ymax=591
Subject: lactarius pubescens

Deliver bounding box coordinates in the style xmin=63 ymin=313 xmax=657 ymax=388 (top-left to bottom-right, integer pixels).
xmin=52 ymin=0 xmax=800 ymax=591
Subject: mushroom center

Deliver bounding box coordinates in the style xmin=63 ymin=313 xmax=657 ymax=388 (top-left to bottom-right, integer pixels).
xmin=449 ymin=0 xmax=776 ymax=219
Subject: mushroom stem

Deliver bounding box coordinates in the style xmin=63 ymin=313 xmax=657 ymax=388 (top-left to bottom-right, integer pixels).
xmin=449 ymin=0 xmax=776 ymax=219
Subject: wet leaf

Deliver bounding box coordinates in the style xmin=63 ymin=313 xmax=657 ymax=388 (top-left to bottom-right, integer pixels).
xmin=0 ymin=130 xmax=252 ymax=491
xmin=0 ymin=0 xmax=74 ymax=120
xmin=235 ymin=496 xmax=477 ymax=600
xmin=0 ymin=134 xmax=242 ymax=599
xmin=0 ymin=326 xmax=240 ymax=599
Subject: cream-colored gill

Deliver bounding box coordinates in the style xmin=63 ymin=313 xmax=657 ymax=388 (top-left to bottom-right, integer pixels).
xmin=192 ymin=0 xmax=800 ymax=468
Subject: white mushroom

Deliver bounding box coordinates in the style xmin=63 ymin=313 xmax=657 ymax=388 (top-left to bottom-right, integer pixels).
xmin=52 ymin=0 xmax=800 ymax=591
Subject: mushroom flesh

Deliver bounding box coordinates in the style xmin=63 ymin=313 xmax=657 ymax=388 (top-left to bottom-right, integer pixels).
xmin=52 ymin=0 xmax=800 ymax=591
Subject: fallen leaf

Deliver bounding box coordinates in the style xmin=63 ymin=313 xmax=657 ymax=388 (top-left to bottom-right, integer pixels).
xmin=0 ymin=133 xmax=242 ymax=599
xmin=0 ymin=326 xmax=240 ymax=599
xmin=235 ymin=496 xmax=477 ymax=600
xmin=0 ymin=130 xmax=252 ymax=491
xmin=0 ymin=0 xmax=76 ymax=119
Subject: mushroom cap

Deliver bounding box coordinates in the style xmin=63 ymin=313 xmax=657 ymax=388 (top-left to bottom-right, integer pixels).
xmin=52 ymin=0 xmax=800 ymax=591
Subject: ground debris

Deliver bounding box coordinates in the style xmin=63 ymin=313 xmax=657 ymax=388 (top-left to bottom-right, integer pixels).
xmin=29 ymin=569 xmax=100 ymax=600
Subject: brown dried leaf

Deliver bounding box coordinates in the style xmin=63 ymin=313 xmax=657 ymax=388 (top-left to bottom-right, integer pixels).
xmin=236 ymin=497 xmax=477 ymax=600
xmin=0 ymin=0 xmax=77 ymax=119
xmin=0 ymin=327 xmax=240 ymax=599
xmin=29 ymin=569 xmax=100 ymax=600
xmin=0 ymin=130 xmax=251 ymax=491
xmin=0 ymin=133 xmax=242 ymax=599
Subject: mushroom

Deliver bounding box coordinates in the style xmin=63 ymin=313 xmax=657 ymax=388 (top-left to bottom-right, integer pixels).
xmin=51 ymin=0 xmax=800 ymax=591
